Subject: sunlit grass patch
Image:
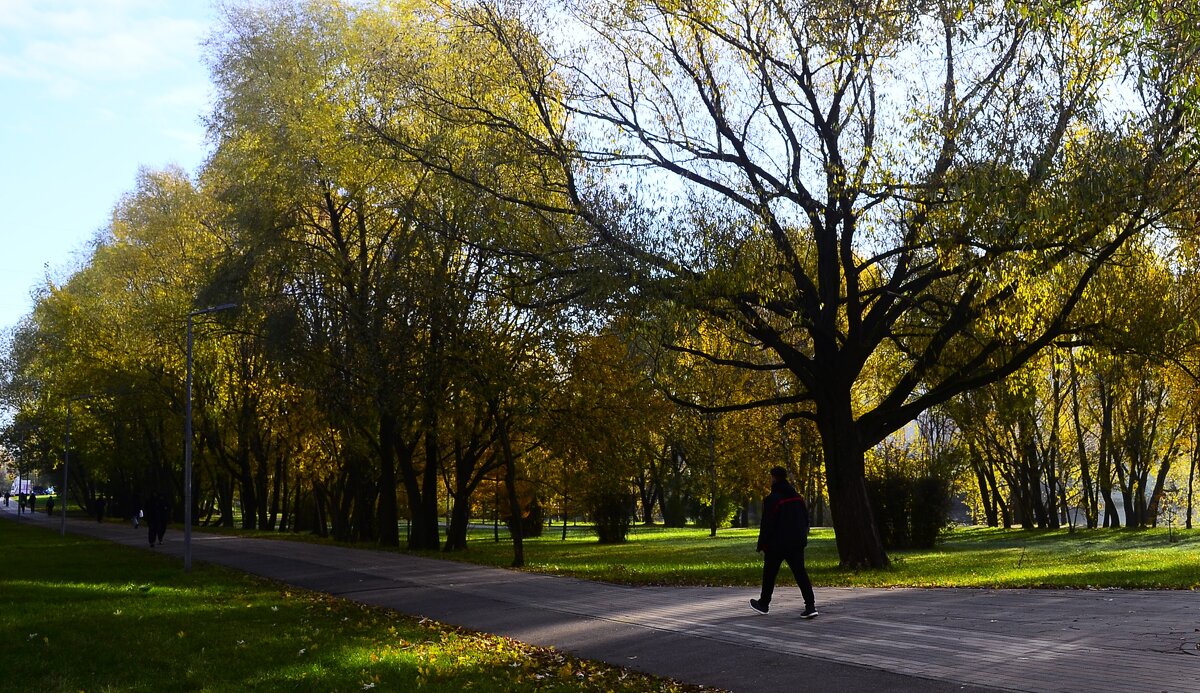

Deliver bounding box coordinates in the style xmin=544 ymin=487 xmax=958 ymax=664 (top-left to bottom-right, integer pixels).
xmin=0 ymin=519 xmax=720 ymax=692
xmin=195 ymin=519 xmax=1200 ymax=590
xmin=421 ymin=523 xmax=1200 ymax=590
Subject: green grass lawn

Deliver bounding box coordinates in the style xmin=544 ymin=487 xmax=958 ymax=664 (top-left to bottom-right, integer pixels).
xmin=0 ymin=519 xmax=716 ymax=693
xmin=417 ymin=523 xmax=1200 ymax=590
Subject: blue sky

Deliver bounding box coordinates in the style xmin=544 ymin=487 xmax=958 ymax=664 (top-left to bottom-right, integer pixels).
xmin=0 ymin=0 xmax=219 ymax=333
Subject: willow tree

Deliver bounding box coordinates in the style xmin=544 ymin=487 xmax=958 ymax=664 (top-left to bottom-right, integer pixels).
xmin=204 ymin=0 xmax=575 ymax=549
xmin=457 ymin=0 xmax=1200 ymax=567
xmin=205 ymin=0 xmax=438 ymax=546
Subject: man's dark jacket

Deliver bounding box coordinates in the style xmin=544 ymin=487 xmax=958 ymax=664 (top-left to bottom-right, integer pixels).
xmin=756 ymin=480 xmax=810 ymax=553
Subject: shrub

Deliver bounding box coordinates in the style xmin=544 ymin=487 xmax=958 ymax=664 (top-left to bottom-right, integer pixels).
xmin=867 ymin=474 xmax=952 ymax=550
xmin=587 ymin=490 xmax=634 ymax=544
xmin=661 ymin=493 xmax=689 ymax=527
xmin=910 ymin=476 xmax=953 ymax=548
xmin=870 ymin=475 xmax=911 ymax=549
xmin=506 ymin=496 xmax=545 ymax=538
xmin=693 ymin=496 xmax=739 ymax=529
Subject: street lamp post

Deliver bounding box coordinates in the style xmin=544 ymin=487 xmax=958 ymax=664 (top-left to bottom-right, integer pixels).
xmin=184 ymin=303 xmax=237 ymax=572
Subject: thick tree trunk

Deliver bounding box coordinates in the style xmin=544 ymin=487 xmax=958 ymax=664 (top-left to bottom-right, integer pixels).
xmin=309 ymin=480 xmax=330 ymax=537
xmin=497 ymin=414 xmax=525 ymax=568
xmin=1148 ymin=458 xmax=1172 ymax=528
xmin=376 ymin=412 xmax=400 ymax=547
xmin=402 ymin=421 xmax=442 ymax=550
xmin=217 ymin=473 xmax=235 ymax=528
xmin=238 ymin=452 xmax=257 ymax=530
xmin=445 ymin=492 xmax=471 ymax=551
xmin=1118 ymin=464 xmax=1136 ymax=528
xmin=817 ymin=404 xmax=888 ymax=569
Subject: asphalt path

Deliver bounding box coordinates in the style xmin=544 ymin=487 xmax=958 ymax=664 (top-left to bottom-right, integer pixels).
xmin=4 ymin=504 xmax=1198 ymax=692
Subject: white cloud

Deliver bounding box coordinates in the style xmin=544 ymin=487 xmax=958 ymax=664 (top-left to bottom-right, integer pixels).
xmin=0 ymin=0 xmax=212 ymax=95
xmin=0 ymin=0 xmax=219 ymax=329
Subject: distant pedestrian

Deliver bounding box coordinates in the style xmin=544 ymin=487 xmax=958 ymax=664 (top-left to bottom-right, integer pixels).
xmin=46 ymin=497 xmax=55 ymax=516
xmin=95 ymin=497 xmax=106 ymax=523
xmin=133 ymin=505 xmax=142 ymax=529
xmin=750 ymin=466 xmax=817 ymax=619
xmin=17 ymin=493 xmax=25 ymax=514
xmin=28 ymin=493 xmax=36 ymax=514
xmin=146 ymin=494 xmax=169 ymax=547
xmin=3 ymin=490 xmax=8 ymax=507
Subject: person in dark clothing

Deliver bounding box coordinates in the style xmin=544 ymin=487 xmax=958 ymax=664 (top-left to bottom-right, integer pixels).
xmin=95 ymin=497 xmax=105 ymax=523
xmin=46 ymin=497 xmax=55 ymax=516
xmin=750 ymin=466 xmax=817 ymax=619
xmin=145 ymin=494 xmax=169 ymax=547
xmin=28 ymin=493 xmax=36 ymax=514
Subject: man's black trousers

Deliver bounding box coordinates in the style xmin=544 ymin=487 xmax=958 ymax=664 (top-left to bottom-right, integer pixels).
xmin=759 ymin=547 xmax=815 ymax=608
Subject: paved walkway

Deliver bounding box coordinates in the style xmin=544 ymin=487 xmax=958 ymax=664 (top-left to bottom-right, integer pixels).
xmin=4 ymin=504 xmax=1199 ymax=692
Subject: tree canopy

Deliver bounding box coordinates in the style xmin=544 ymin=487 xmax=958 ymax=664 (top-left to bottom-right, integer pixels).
xmin=3 ymin=0 xmax=1199 ymax=569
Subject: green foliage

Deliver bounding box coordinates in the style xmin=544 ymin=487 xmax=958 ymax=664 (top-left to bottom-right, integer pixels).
xmin=661 ymin=492 xmax=689 ymax=528
xmin=690 ymin=495 xmax=739 ymax=530
xmin=867 ymin=474 xmax=953 ymax=550
xmin=586 ymin=490 xmax=635 ymax=544
xmin=867 ymin=475 xmax=912 ymax=550
xmin=507 ymin=495 xmax=546 ymax=538
xmin=6 ymin=0 xmax=1200 ymax=576
xmin=910 ymin=477 xmax=954 ymax=549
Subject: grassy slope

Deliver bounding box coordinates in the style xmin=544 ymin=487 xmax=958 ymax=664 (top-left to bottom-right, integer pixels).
xmin=0 ymin=519 xmax=716 ymax=693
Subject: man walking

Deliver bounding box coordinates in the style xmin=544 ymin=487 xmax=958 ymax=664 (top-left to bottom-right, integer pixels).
xmin=145 ymin=493 xmax=169 ymax=547
xmin=750 ymin=466 xmax=817 ymax=619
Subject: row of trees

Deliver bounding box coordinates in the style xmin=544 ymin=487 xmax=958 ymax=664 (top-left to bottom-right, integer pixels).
xmin=3 ymin=0 xmax=1200 ymax=568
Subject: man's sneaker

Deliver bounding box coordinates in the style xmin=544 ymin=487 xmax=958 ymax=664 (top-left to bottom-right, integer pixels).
xmin=800 ymin=606 xmax=819 ymax=619
xmin=749 ymin=599 xmax=769 ymax=615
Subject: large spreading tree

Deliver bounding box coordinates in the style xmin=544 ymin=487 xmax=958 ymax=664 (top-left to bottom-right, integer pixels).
xmin=454 ymin=0 xmax=1200 ymax=567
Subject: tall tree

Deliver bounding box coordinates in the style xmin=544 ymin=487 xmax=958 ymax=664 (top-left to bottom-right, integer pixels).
xmin=457 ymin=0 xmax=1200 ymax=566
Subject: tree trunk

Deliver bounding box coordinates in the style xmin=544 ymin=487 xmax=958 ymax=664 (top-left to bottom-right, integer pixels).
xmin=1069 ymin=351 xmax=1097 ymax=528
xmin=972 ymin=455 xmax=997 ymax=526
xmin=1098 ymin=383 xmax=1120 ymax=527
xmin=1188 ymin=424 xmax=1198 ymax=530
xmin=445 ymin=491 xmax=472 ymax=551
xmin=403 ymin=419 xmax=442 ymax=550
xmin=497 ymin=413 xmax=524 ymax=568
xmin=817 ymin=403 xmax=888 ymax=569
xmin=376 ymin=412 xmax=400 ymax=547
xmin=1046 ymin=356 xmax=1063 ymax=529
xmin=1147 ymin=458 xmax=1171 ymax=528
xmin=269 ymin=449 xmax=284 ymax=531
xmin=706 ymin=414 xmax=718 ymax=539
xmin=254 ymin=447 xmax=270 ymax=532
xmin=239 ymin=455 xmax=257 ymax=530
xmin=444 ymin=443 xmax=485 ymax=551
xmin=217 ymin=473 xmax=235 ymax=528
